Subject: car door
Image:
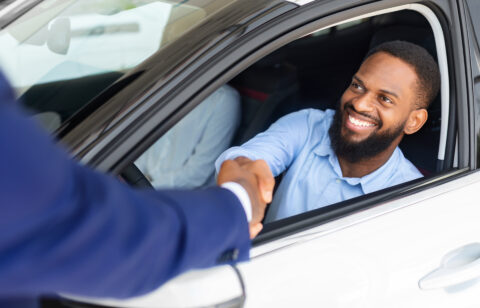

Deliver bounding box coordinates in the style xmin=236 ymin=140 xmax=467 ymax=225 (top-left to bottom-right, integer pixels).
xmin=238 ymin=1 xmax=480 ymax=307
xmin=240 ymin=172 xmax=480 ymax=307
xmin=39 ymin=0 xmax=480 ymax=307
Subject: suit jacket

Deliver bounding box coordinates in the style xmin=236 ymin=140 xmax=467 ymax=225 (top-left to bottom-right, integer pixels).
xmin=0 ymin=72 xmax=250 ymax=305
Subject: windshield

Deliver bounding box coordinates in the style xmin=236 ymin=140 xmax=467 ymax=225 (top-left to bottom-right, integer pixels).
xmin=0 ymin=0 xmax=230 ymax=131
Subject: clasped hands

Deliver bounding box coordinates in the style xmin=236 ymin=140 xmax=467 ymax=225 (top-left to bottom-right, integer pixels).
xmin=217 ymin=157 xmax=275 ymax=239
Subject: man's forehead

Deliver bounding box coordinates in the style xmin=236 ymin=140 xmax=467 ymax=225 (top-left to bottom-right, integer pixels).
xmin=356 ymin=52 xmax=417 ymax=96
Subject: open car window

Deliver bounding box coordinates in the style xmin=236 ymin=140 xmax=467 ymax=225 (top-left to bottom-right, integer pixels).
xmin=123 ymin=7 xmax=451 ymax=226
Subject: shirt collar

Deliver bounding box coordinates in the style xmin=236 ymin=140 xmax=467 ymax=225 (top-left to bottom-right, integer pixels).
xmin=312 ymin=133 xmax=401 ymax=194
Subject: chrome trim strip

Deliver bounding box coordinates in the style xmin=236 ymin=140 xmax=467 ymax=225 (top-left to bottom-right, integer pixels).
xmin=285 ymin=0 xmax=315 ymax=5
xmin=411 ymin=3 xmax=449 ymax=161
xmin=0 ymin=0 xmax=32 ymax=20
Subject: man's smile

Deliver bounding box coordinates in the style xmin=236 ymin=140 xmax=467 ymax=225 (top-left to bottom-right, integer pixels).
xmin=347 ymin=114 xmax=376 ymax=127
xmin=343 ymin=107 xmax=379 ymax=134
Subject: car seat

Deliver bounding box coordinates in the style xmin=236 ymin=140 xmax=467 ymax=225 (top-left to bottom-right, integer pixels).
xmin=368 ymin=21 xmax=440 ymax=175
xmin=230 ymin=60 xmax=299 ymax=145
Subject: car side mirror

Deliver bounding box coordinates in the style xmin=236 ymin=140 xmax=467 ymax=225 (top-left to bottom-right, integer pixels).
xmin=47 ymin=17 xmax=71 ymax=55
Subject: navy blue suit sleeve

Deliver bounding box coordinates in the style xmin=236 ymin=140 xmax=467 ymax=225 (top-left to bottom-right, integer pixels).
xmin=0 ymin=73 xmax=250 ymax=299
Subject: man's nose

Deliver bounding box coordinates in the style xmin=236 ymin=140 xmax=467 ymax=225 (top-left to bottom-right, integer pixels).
xmin=351 ymin=93 xmax=375 ymax=113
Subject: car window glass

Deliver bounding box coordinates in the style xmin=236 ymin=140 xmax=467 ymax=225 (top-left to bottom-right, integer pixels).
xmin=465 ymin=0 xmax=480 ymax=167
xmin=134 ymin=84 xmax=241 ymax=189
xmin=0 ymin=0 xmax=231 ymax=129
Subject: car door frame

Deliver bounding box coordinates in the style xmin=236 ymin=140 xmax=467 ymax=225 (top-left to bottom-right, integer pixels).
xmin=66 ymin=0 xmax=471 ymax=241
xmin=462 ymin=0 xmax=480 ymax=169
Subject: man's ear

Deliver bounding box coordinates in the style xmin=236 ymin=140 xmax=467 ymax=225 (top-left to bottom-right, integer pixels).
xmin=404 ymin=108 xmax=428 ymax=135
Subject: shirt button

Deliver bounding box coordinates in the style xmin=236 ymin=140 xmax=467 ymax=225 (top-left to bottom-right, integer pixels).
xmin=336 ymin=179 xmax=341 ymax=184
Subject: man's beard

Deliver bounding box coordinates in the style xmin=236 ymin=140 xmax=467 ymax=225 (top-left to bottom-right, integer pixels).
xmin=328 ymin=102 xmax=405 ymax=163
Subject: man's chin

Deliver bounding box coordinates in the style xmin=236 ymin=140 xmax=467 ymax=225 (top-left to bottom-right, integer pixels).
xmin=340 ymin=127 xmax=374 ymax=144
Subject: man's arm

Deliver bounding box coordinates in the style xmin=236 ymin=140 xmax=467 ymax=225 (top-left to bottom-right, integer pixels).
xmin=0 ymin=74 xmax=256 ymax=299
xmin=215 ymin=109 xmax=312 ymax=177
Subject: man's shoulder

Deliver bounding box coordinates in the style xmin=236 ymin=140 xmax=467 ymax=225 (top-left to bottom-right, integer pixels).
xmin=294 ymin=108 xmax=335 ymax=118
xmin=361 ymin=147 xmax=423 ymax=195
xmin=389 ymin=148 xmax=423 ymax=183
xmin=285 ymin=108 xmax=335 ymax=126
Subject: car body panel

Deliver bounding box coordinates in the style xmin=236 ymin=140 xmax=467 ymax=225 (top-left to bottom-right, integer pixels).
xmin=1 ymin=0 xmax=479 ymax=307
xmin=240 ymin=169 xmax=480 ymax=307
xmin=61 ymin=265 xmax=245 ymax=308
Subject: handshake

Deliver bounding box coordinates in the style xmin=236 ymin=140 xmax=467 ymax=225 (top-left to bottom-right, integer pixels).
xmin=217 ymin=157 xmax=275 ymax=239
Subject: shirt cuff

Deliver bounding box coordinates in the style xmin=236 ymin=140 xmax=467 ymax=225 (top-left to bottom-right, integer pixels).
xmin=221 ymin=182 xmax=252 ymax=222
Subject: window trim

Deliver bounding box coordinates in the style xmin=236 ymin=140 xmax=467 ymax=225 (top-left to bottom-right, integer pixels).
xmin=0 ymin=0 xmax=40 ymax=29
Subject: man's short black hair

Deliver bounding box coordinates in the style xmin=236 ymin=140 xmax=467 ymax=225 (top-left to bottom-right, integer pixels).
xmin=365 ymin=40 xmax=440 ymax=109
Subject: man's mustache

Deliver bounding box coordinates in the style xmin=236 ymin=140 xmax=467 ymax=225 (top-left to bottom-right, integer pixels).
xmin=342 ymin=102 xmax=382 ymax=127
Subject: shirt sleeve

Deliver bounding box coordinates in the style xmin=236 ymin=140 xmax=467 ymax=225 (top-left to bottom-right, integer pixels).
xmin=221 ymin=182 xmax=252 ymax=222
xmin=141 ymin=84 xmax=241 ymax=189
xmin=215 ymin=109 xmax=312 ymax=176
xmin=0 ymin=73 xmax=250 ymax=299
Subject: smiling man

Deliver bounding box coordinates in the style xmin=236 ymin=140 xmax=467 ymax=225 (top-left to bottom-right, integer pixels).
xmin=216 ymin=40 xmax=441 ymax=222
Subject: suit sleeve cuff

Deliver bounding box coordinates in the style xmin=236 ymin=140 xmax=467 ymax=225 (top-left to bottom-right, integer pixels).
xmin=221 ymin=182 xmax=252 ymax=222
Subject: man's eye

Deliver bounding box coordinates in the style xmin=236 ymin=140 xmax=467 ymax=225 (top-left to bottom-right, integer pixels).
xmin=380 ymin=95 xmax=393 ymax=104
xmin=351 ymin=82 xmax=363 ymax=91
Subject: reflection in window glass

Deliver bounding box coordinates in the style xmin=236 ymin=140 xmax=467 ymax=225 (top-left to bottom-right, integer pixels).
xmin=0 ymin=0 xmax=230 ymax=127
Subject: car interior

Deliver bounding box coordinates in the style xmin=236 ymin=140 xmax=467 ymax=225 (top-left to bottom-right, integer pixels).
xmin=228 ymin=10 xmax=440 ymax=177
xmin=118 ymin=9 xmax=444 ymax=199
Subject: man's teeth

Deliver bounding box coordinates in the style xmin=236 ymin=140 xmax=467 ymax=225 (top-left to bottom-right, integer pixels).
xmin=348 ymin=114 xmax=375 ymax=127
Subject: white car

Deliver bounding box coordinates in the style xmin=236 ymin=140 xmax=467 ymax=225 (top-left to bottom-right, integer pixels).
xmin=1 ymin=0 xmax=480 ymax=307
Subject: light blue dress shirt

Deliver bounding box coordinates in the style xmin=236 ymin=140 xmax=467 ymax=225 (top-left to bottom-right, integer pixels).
xmin=216 ymin=108 xmax=422 ymax=222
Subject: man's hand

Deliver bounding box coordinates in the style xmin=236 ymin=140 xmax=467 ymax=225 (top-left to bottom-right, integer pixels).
xmin=217 ymin=157 xmax=275 ymax=239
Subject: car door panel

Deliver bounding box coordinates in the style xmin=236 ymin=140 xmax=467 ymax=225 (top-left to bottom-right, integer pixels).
xmin=240 ymin=171 xmax=480 ymax=307
xmin=60 ymin=265 xmax=245 ymax=308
